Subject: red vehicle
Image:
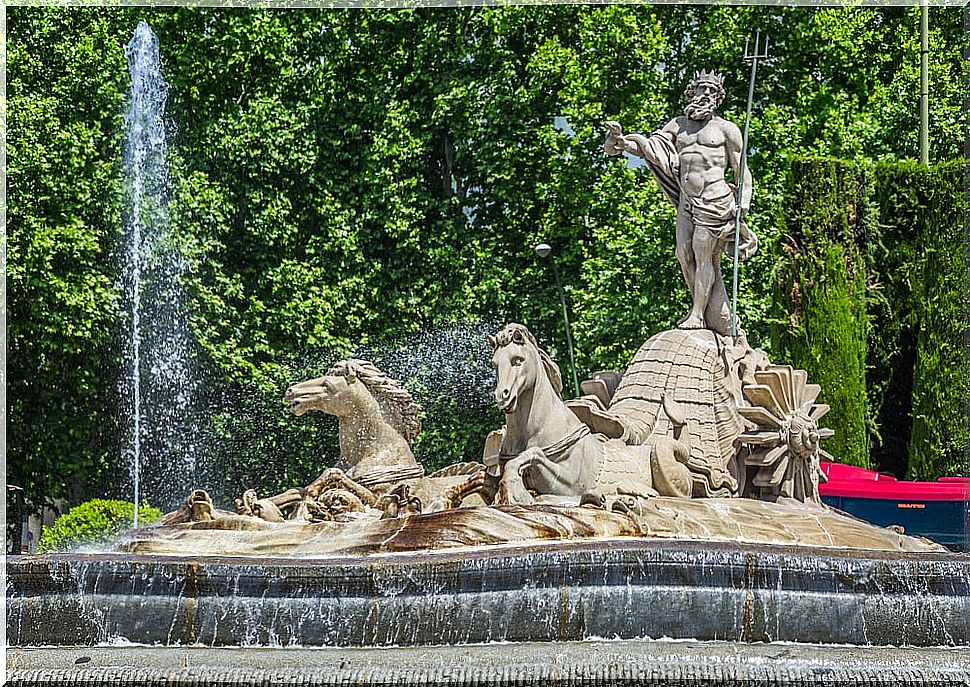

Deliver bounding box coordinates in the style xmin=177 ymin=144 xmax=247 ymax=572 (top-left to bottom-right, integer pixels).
xmin=819 ymin=461 xmax=970 ymax=551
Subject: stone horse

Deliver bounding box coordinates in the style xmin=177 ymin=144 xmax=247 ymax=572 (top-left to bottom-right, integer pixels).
xmin=284 ymin=359 xmax=425 ymax=487
xmin=224 ymin=359 xmax=486 ymax=523
xmin=489 ymin=324 xmax=693 ymax=510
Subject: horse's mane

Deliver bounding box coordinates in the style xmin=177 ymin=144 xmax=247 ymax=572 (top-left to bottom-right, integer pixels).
xmin=491 ymin=323 xmax=564 ymax=396
xmin=327 ymin=359 xmax=423 ymax=444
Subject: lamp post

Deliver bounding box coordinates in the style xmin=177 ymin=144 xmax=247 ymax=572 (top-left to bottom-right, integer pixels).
xmin=920 ymin=0 xmax=929 ymax=165
xmin=535 ymin=243 xmax=581 ymax=398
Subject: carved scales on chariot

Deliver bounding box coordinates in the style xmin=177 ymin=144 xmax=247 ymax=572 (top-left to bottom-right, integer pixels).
xmin=567 ymin=328 xmax=834 ymax=504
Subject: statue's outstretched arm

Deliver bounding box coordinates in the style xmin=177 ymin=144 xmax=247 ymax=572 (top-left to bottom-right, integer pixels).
xmin=604 ymin=121 xmax=635 ymax=157
xmin=604 ymin=120 xmax=676 ymax=170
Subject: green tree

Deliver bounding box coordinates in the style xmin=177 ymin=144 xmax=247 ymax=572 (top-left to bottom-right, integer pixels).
xmin=7 ymin=8 xmax=138 ymax=523
xmin=902 ymin=162 xmax=967 ymax=479
xmin=773 ymin=159 xmax=871 ymax=468
xmin=8 ymin=5 xmax=966 ymax=529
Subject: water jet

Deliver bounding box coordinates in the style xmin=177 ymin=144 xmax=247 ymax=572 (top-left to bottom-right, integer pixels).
xmin=120 ymin=21 xmax=200 ymax=520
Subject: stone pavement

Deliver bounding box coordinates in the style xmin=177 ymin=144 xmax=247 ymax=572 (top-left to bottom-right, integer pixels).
xmin=8 ymin=639 xmax=970 ymax=685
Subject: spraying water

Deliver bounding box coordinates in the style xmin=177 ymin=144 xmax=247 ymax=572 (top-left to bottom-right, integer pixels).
xmin=121 ymin=22 xmax=199 ymax=523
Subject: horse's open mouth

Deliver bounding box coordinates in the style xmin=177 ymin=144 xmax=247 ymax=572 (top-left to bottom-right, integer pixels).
xmin=287 ymin=398 xmax=311 ymax=416
xmin=499 ymin=396 xmax=517 ymax=414
xmin=285 ymin=387 xmax=327 ymax=416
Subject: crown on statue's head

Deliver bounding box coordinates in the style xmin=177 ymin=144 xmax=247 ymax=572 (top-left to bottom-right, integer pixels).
xmin=692 ymin=70 xmax=725 ymax=87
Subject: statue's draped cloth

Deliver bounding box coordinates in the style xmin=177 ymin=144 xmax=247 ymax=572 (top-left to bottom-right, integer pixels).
xmin=628 ymin=131 xmax=757 ymax=260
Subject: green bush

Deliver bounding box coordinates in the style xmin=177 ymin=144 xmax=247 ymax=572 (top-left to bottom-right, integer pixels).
xmin=867 ymin=162 xmax=924 ymax=477
xmin=38 ymin=499 xmax=162 ymax=553
xmin=905 ymin=161 xmax=968 ymax=479
xmin=868 ymin=161 xmax=968 ymax=479
xmin=773 ymin=158 xmax=871 ymax=468
xmin=775 ymin=158 xmax=966 ymax=479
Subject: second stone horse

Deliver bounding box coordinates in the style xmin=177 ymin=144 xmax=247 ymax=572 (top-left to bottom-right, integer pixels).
xmin=489 ymin=323 xmax=693 ymax=510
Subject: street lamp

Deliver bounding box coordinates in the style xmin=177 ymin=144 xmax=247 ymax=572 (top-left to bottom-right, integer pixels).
xmin=535 ymin=243 xmax=580 ymax=398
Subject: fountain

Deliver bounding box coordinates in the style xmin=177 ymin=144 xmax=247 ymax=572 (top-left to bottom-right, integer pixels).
xmin=7 ymin=59 xmax=970 ymax=685
xmin=120 ymin=21 xmax=200 ymax=522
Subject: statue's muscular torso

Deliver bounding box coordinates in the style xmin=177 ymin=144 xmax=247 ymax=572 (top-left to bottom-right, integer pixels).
xmin=661 ymin=115 xmax=740 ymax=202
xmin=600 ymin=90 xmax=757 ymax=335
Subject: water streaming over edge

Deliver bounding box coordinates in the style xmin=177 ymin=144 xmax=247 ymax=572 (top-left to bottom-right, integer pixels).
xmin=7 ymin=544 xmax=970 ymax=648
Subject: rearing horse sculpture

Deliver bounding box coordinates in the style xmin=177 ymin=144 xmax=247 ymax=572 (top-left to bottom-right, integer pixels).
xmin=489 ymin=323 xmax=693 ymax=509
xmin=266 ymin=359 xmax=484 ymax=522
xmin=284 ymin=359 xmax=425 ymax=487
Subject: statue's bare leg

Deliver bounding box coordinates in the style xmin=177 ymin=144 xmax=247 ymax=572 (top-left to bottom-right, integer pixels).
xmin=674 ymin=209 xmax=696 ymax=326
xmin=680 ymin=228 xmax=716 ymax=330
xmin=704 ymin=258 xmax=731 ymax=336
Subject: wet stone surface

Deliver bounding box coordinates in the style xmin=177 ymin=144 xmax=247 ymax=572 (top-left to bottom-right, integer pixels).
xmin=8 ymin=639 xmax=970 ymax=685
xmin=7 ymin=538 xmax=969 ymax=649
xmin=118 ymin=499 xmax=944 ymax=558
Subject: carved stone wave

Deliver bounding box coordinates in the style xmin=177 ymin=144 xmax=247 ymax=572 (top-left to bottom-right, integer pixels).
xmin=118 ymin=498 xmax=942 ymax=557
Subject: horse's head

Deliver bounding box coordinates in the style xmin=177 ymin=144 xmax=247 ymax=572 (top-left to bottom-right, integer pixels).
xmin=489 ymin=323 xmax=563 ymax=414
xmin=284 ymin=372 xmax=359 ymax=417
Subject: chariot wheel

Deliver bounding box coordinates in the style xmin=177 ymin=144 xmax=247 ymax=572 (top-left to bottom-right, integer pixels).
xmin=738 ymin=365 xmax=834 ymax=504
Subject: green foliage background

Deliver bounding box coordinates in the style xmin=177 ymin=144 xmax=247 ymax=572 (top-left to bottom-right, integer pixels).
xmin=8 ymin=6 xmax=966 ymax=529
xmin=875 ymin=161 xmax=969 ymax=480
xmin=774 ymin=159 xmax=872 ymax=469
xmin=772 ymin=159 xmax=967 ymax=476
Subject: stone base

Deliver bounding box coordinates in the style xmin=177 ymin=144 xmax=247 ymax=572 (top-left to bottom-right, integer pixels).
xmin=118 ymin=499 xmax=942 ymax=557
xmin=8 ymin=539 xmax=970 ymax=649
xmin=8 ymin=640 xmax=970 ymax=685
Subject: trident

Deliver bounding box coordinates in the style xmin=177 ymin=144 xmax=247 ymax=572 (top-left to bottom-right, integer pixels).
xmin=730 ymin=29 xmax=769 ymax=345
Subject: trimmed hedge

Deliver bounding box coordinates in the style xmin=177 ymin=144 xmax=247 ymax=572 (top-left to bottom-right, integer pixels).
xmin=37 ymin=499 xmax=162 ymax=553
xmin=867 ymin=163 xmax=923 ymax=477
xmin=903 ymin=161 xmax=967 ymax=479
xmin=774 ymin=158 xmax=871 ymax=468
xmin=775 ymin=158 xmax=967 ymax=478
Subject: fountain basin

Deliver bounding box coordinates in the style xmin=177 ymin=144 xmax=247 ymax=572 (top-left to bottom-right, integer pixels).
xmin=8 ymin=538 xmax=970 ymax=648
xmin=117 ymin=498 xmax=944 ymax=557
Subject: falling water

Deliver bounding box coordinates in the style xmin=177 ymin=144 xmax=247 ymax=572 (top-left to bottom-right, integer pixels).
xmin=121 ymin=22 xmax=199 ymax=522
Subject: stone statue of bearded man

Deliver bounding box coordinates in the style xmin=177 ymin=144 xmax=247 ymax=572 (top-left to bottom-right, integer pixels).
xmin=604 ymin=70 xmax=757 ymax=336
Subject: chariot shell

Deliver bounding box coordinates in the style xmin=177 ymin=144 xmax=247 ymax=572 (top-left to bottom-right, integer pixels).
xmin=570 ymin=328 xmax=833 ymax=502
xmin=606 ymin=329 xmax=745 ymax=498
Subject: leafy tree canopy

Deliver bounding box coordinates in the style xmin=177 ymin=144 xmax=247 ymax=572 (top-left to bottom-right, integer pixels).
xmin=7 ymin=5 xmax=964 ymax=519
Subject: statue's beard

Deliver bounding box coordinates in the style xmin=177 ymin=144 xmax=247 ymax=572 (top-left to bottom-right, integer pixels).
xmin=685 ymin=96 xmax=716 ymax=121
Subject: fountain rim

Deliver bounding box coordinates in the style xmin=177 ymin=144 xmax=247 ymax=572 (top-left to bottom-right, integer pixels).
xmin=18 ymin=536 xmax=969 ymax=569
